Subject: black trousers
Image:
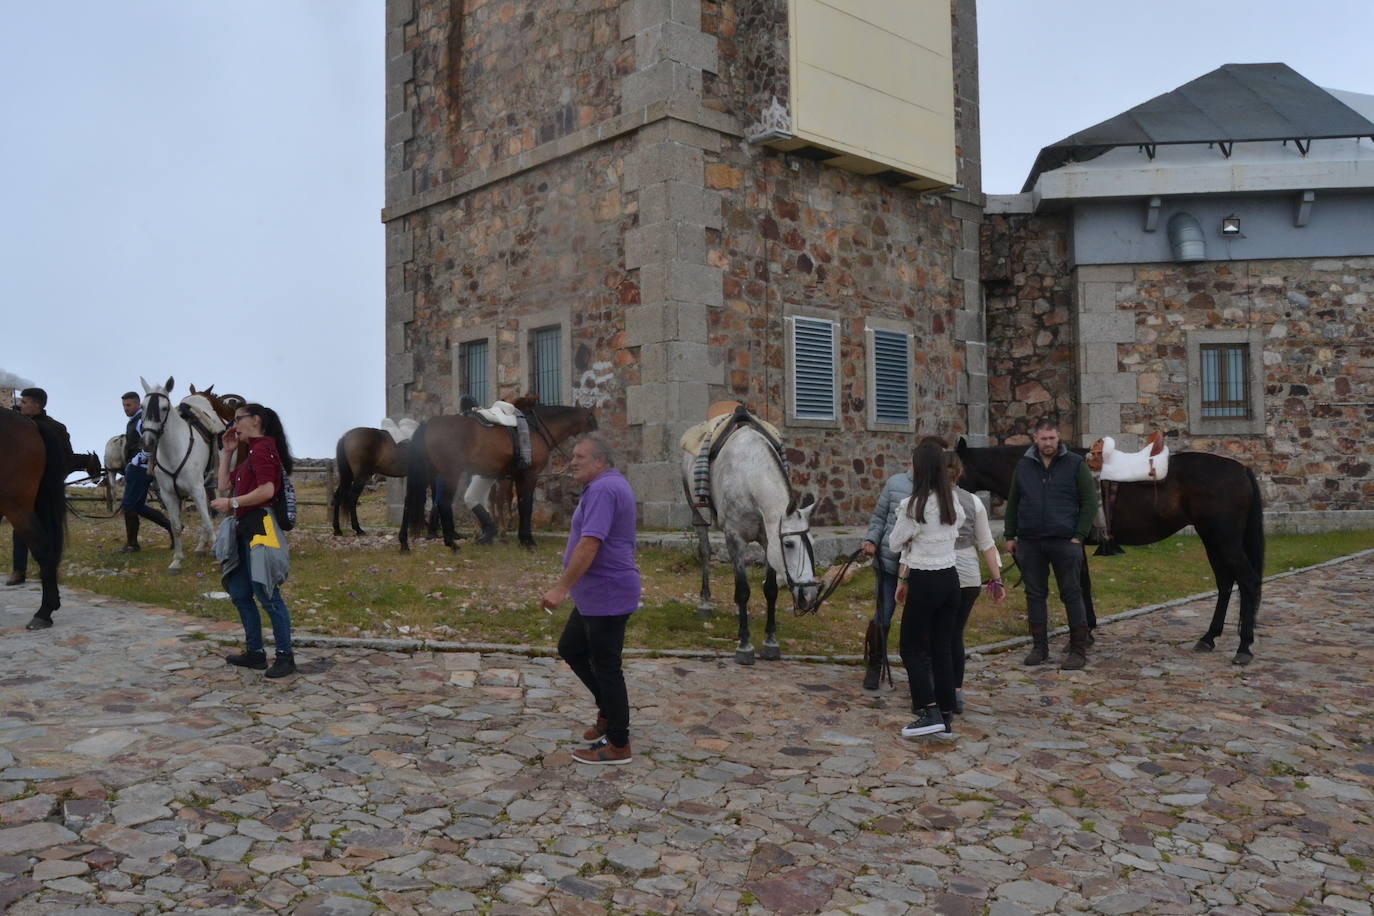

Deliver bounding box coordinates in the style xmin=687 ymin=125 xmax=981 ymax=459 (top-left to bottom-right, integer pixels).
xmin=952 ymin=585 xmax=980 ymax=689
xmin=898 ymin=566 xmax=960 ymax=714
xmin=1017 ymin=537 xmax=1087 ymax=628
xmin=557 ymin=607 xmax=632 ymax=747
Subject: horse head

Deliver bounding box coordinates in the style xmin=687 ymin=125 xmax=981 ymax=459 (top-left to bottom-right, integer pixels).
xmin=954 ymin=436 xmax=1004 ymax=494
xmin=83 ymin=451 xmax=103 ymax=482
xmin=775 ymin=493 xmax=821 ymax=612
xmin=139 ymin=376 xmax=175 ymax=453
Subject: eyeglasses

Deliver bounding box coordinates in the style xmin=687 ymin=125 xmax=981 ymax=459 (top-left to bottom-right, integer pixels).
xmin=232 ymin=415 xmax=250 ymax=424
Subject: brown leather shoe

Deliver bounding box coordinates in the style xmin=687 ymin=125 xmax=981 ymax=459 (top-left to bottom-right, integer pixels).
xmin=4 ymin=572 xmax=25 ymax=586
xmin=581 ymin=716 xmax=608 ymax=742
xmin=572 ymin=741 xmax=632 ymax=765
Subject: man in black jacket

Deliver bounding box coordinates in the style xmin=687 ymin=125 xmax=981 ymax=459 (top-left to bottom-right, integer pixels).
xmin=1003 ymin=418 xmax=1099 ymax=669
xmin=117 ymin=391 xmax=173 ymax=553
xmin=6 ymin=388 xmax=73 ymax=586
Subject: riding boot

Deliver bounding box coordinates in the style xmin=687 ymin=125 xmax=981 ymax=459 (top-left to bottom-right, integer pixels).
xmin=471 ymin=505 xmax=499 ymax=546
xmin=143 ymin=506 xmax=173 ymax=538
xmin=1061 ymin=625 xmax=1090 ymax=670
xmin=862 ymin=620 xmax=888 ymax=691
xmin=118 ymin=511 xmax=141 ymax=553
xmin=1023 ymin=623 xmax=1050 ymax=666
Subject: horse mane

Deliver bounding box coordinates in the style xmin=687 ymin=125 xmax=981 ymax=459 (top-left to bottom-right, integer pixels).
xmin=190 ymin=385 xmax=236 ymax=424
xmin=511 ymin=393 xmax=540 ymax=413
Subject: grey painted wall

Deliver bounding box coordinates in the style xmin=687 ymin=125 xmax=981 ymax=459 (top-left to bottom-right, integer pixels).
xmin=1071 ymin=191 xmax=1374 ymax=266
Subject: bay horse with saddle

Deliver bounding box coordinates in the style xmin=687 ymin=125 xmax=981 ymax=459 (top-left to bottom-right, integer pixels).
xmin=956 ymin=431 xmax=1264 ymax=664
xmin=399 ymin=396 xmax=598 ymax=552
xmin=0 ymin=409 xmax=69 ymax=629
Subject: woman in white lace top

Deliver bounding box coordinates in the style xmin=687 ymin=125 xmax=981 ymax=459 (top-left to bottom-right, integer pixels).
xmin=887 ymin=437 xmax=964 ymax=739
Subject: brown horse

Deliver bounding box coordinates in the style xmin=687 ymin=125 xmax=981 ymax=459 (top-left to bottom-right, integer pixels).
xmin=955 ymin=438 xmax=1265 ymax=664
xmin=0 ymin=410 xmax=68 ymax=629
xmin=332 ymin=426 xmax=412 ymax=536
xmin=399 ymin=404 xmax=598 ymax=552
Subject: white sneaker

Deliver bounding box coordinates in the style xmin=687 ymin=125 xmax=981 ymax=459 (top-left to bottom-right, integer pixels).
xmin=901 ymin=708 xmax=946 ymax=738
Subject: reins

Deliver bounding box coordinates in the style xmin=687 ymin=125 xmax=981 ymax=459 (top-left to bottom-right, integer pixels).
xmin=794 ymin=545 xmax=866 ymax=617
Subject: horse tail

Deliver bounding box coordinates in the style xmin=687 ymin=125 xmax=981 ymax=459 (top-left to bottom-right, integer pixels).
xmin=334 ymin=435 xmax=353 ymax=499
xmin=30 ymin=423 xmax=69 ymax=568
xmin=402 ymin=420 xmax=432 ymax=532
xmin=1244 ymin=467 xmax=1265 ymax=584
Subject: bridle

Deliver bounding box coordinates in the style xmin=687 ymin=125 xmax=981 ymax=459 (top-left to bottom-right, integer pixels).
xmin=141 ymin=391 xmax=198 ymax=501
xmin=775 ymin=510 xmax=822 ymax=614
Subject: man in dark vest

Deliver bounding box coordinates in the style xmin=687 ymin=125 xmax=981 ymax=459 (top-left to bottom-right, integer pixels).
xmin=118 ymin=391 xmax=174 ymax=553
xmin=1003 ymin=418 xmax=1099 ymax=670
xmin=6 ymin=388 xmax=73 ymax=586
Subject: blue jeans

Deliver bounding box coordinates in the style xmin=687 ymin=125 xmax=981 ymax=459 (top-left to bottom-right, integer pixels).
xmin=872 ymin=564 xmax=898 ymax=627
xmin=224 ymin=533 xmax=293 ymax=655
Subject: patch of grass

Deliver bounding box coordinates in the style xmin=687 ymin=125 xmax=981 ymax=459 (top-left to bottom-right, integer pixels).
xmin=1346 ymin=856 xmax=1365 ymax=872
xmin=56 ymin=484 xmax=1374 ymax=655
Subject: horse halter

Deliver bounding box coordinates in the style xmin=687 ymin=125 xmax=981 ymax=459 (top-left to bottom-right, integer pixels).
xmin=142 ymin=391 xmax=171 ymax=447
xmin=775 ymin=512 xmax=820 ymax=605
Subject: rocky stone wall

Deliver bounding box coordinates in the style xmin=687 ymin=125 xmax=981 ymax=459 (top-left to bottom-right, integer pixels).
xmin=981 ymin=209 xmax=1078 ymax=443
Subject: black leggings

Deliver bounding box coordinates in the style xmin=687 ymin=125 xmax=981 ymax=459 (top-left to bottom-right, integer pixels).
xmin=557 ymin=607 xmax=632 ymax=747
xmin=898 ymin=566 xmax=960 ymax=713
xmin=952 ymin=585 xmax=980 ymax=689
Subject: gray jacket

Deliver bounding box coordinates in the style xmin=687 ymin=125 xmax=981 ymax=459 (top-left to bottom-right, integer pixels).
xmin=864 ymin=472 xmax=913 ymax=575
xmin=213 ymin=511 xmax=290 ymax=593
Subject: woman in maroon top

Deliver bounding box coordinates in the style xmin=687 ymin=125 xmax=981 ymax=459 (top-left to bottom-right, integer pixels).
xmin=210 ymin=403 xmax=297 ymax=677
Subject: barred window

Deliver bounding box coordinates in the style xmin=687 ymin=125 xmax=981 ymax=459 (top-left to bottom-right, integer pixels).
xmin=529 ymin=326 xmax=562 ymax=405
xmin=1200 ymin=343 xmax=1249 ymax=418
xmin=789 ymin=316 xmax=837 ymax=421
xmin=871 ymin=328 xmax=912 ymax=425
xmin=460 ymin=339 xmax=489 ymax=407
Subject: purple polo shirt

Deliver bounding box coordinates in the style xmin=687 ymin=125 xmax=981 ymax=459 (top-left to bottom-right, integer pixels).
xmin=564 ymin=468 xmax=640 ymax=616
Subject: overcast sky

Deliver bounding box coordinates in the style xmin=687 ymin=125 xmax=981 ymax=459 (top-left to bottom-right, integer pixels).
xmin=3 ymin=2 xmax=1371 ymax=459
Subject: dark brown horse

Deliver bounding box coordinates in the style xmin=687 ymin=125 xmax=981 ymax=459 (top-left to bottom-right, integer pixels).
xmin=332 ymin=426 xmax=412 ymax=536
xmin=399 ymin=404 xmax=598 ymax=552
xmin=955 ymin=438 xmax=1265 ymax=664
xmin=0 ymin=410 xmax=68 ymax=629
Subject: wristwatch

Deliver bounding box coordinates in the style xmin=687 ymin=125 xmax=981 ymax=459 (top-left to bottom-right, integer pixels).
xmin=230 ymin=497 xmax=239 ymax=510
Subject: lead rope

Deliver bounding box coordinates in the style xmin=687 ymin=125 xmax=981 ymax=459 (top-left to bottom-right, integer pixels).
xmin=795 ymin=546 xmax=867 ymax=617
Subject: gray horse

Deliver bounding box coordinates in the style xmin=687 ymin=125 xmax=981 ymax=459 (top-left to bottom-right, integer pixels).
xmin=682 ymin=423 xmax=821 ymax=665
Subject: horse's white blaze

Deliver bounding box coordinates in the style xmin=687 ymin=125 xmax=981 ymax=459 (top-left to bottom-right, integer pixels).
xmin=140 ymin=380 xmax=220 ymax=572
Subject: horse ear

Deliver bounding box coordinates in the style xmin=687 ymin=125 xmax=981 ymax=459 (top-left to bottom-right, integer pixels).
xmin=956 ymin=436 xmax=968 ymax=453
xmin=785 ymin=496 xmax=796 ymax=516
xmin=139 ymin=376 xmax=151 ymax=394
xmin=798 ymin=493 xmax=817 ymax=517
xmin=165 ymin=376 xmax=175 ymax=393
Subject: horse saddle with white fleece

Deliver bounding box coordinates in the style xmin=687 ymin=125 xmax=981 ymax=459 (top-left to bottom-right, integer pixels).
xmin=380 ymin=417 xmax=419 ymax=443
xmin=681 ymin=404 xmax=786 ymax=512
xmin=465 ymin=399 xmax=532 ymax=470
xmin=472 ymin=400 xmax=521 ymax=428
xmin=1090 ymin=432 xmax=1169 ymax=483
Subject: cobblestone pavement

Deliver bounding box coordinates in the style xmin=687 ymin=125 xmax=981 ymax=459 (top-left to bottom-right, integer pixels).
xmin=1 ymin=555 xmax=1372 ymax=916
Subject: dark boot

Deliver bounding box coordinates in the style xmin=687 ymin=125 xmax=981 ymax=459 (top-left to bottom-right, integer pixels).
xmin=1023 ymin=624 xmax=1050 ymax=666
xmin=226 ymin=649 xmax=267 ymax=670
xmin=1061 ymin=625 xmax=1090 ymax=670
xmin=471 ymin=505 xmax=499 ymax=546
xmin=145 ymin=507 xmax=174 ymax=543
xmin=862 ymin=620 xmax=889 ymax=690
xmin=117 ymin=511 xmax=141 ymax=553
xmin=265 ymin=653 xmax=297 ymax=679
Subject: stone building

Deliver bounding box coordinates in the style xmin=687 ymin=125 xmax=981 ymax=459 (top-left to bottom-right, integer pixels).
xmin=382 ymin=0 xmax=985 ymax=526
xmin=983 ymin=64 xmax=1374 ymax=519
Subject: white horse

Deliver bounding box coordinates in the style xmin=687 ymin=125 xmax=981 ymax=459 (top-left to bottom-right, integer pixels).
xmin=139 ymin=376 xmax=224 ymax=571
xmin=681 ymin=419 xmax=821 ymax=665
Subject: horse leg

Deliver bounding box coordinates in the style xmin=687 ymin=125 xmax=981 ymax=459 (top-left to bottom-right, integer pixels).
xmin=1079 ymin=544 xmax=1098 ymax=642
xmin=759 ymin=566 xmax=781 ymax=660
xmin=733 ymin=559 xmax=754 ymax=666
xmin=1207 ymin=535 xmax=1261 ymax=665
xmin=694 ymin=520 xmax=713 ymax=618
xmin=1193 ymin=537 xmax=1235 ymax=655
xmin=190 ymin=485 xmax=215 ymax=556
xmin=349 ymin=482 xmax=368 ymax=536
xmin=163 ymin=487 xmax=184 ymax=572
xmin=1233 ymin=562 xmax=1262 ymax=667
xmin=515 ymin=475 xmax=537 ymax=551
xmin=330 ymin=481 xmax=345 ymax=536
xmin=439 ymin=497 xmax=460 ymax=552
xmin=9 ymin=512 xmax=57 ymax=628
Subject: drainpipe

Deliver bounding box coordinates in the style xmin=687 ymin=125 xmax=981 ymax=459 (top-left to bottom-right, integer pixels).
xmin=1167 ymin=213 xmax=1206 ymax=262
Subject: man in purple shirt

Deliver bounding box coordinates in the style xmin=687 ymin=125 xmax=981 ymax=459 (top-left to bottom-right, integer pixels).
xmin=540 ymin=434 xmax=641 ymax=765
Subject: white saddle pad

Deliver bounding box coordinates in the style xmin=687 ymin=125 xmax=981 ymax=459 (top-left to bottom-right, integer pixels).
xmin=474 ymin=400 xmax=520 ymax=427
xmin=1099 ymin=436 xmax=1170 ymax=483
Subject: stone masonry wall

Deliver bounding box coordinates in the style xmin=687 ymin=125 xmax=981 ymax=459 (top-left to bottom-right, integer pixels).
xmin=705 ymin=149 xmax=971 ymax=523
xmin=981 ymin=209 xmax=1078 ymax=444
xmin=1103 ymin=257 xmax=1374 ymax=511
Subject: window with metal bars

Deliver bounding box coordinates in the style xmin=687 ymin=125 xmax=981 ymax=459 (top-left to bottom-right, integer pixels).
xmin=529 ymin=326 xmax=562 ymax=405
xmin=790 ymin=316 xmax=837 ymax=421
xmin=460 ymin=339 xmax=489 ymax=407
xmin=1199 ymin=343 xmax=1250 ymax=418
xmin=871 ymin=328 xmax=911 ymax=425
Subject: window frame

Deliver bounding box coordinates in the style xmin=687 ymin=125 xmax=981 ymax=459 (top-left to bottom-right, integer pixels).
xmin=865 ymin=319 xmax=916 ymax=432
xmin=785 ymin=309 xmax=840 ymax=428
xmin=516 ymin=307 xmax=571 ymax=407
xmin=1186 ymin=328 xmax=1265 ymax=436
xmin=451 ymin=324 xmax=498 ymax=410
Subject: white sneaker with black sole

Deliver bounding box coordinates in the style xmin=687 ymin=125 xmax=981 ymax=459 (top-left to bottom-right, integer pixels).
xmin=901 ymin=707 xmax=946 ymax=738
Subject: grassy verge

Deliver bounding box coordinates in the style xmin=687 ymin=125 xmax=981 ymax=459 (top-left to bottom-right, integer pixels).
xmin=56 ymin=483 xmax=1374 ymax=657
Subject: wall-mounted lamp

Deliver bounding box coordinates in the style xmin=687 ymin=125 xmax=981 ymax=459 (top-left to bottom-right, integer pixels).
xmin=1220 ymin=215 xmax=1242 ymax=236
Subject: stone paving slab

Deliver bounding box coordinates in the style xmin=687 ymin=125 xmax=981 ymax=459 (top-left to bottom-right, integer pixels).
xmin=0 ymin=557 xmax=1371 ymax=914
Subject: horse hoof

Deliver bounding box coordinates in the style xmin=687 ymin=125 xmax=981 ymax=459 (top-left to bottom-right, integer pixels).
xmin=1232 ymin=651 xmax=1253 ymax=666
xmin=521 ymin=542 xmax=536 ymax=553
xmin=332 ymin=529 xmax=343 ymax=537
xmin=474 ymin=534 xmax=494 ymax=546
xmin=1193 ymin=638 xmax=1214 ymax=652
xmin=734 ymin=649 xmax=755 ymax=666
xmin=25 ymin=616 xmax=53 ymax=631
xmin=759 ymin=645 xmax=781 ymax=661
xmin=354 ymin=529 xmax=367 ymax=537
xmin=399 ymin=545 xmax=410 ymax=554
xmin=696 ymin=604 xmax=713 ymax=619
